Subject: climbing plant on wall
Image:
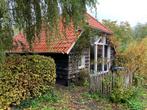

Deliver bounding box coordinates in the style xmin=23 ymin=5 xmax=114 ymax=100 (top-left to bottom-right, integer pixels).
xmin=74 ymin=25 xmax=100 ymax=55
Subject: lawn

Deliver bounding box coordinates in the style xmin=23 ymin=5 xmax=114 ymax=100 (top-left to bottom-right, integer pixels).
xmin=19 ymin=84 xmax=131 ymax=110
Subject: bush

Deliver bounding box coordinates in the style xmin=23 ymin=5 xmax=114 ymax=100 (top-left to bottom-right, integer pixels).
xmin=0 ymin=55 xmax=56 ymax=109
xmin=76 ymin=69 xmax=89 ymax=86
xmin=110 ymin=86 xmax=134 ymax=103
xmin=110 ymin=85 xmax=144 ymax=110
xmin=110 ymin=74 xmax=134 ymax=103
xmin=115 ymin=38 xmax=147 ymax=85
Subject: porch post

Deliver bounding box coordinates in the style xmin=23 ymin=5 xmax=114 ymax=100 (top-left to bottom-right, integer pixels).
xmin=107 ymin=46 xmax=111 ymax=69
xmin=94 ymin=44 xmax=97 ymax=73
xmin=102 ymin=37 xmax=105 ymax=72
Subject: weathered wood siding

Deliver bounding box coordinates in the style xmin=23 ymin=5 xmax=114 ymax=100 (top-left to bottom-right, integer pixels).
xmin=90 ymin=71 xmax=133 ymax=96
xmin=68 ymin=48 xmax=90 ymax=81
xmin=35 ymin=53 xmax=69 ymax=85
xmin=90 ymin=72 xmax=113 ymax=96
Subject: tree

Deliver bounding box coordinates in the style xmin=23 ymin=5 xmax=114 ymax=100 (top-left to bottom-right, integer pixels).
xmin=133 ymin=23 xmax=147 ymax=40
xmin=102 ymin=20 xmax=133 ymax=52
xmin=0 ymin=0 xmax=97 ymax=62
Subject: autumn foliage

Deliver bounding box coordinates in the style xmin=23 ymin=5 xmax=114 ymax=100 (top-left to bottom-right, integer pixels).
xmin=115 ymin=37 xmax=147 ymax=84
xmin=0 ymin=55 xmax=56 ymax=109
xmin=103 ymin=20 xmax=147 ymax=83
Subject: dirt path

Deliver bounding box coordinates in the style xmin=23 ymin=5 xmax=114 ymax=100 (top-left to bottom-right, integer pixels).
xmin=55 ymin=85 xmax=129 ymax=110
xmin=22 ymin=84 xmax=130 ymax=110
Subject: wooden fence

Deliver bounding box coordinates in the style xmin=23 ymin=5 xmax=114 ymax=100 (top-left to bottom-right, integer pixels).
xmin=89 ymin=71 xmax=133 ymax=96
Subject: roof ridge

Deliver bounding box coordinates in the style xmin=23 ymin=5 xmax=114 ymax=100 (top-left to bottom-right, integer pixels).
xmin=86 ymin=12 xmax=113 ymax=34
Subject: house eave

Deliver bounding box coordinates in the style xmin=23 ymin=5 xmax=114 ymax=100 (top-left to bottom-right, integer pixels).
xmin=66 ymin=30 xmax=84 ymax=54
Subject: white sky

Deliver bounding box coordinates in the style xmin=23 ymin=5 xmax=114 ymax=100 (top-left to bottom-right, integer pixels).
xmin=90 ymin=0 xmax=147 ymax=27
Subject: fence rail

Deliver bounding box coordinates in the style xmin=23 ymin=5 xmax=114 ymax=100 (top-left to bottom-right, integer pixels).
xmin=89 ymin=71 xmax=133 ymax=96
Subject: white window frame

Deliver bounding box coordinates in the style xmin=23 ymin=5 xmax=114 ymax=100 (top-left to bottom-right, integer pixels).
xmin=78 ymin=55 xmax=85 ymax=69
xmin=94 ymin=35 xmax=111 ymax=74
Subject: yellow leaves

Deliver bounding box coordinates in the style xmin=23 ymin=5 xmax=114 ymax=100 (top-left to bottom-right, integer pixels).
xmin=116 ymin=37 xmax=147 ymax=81
xmin=109 ymin=35 xmax=120 ymax=50
xmin=0 ymin=55 xmax=56 ymax=109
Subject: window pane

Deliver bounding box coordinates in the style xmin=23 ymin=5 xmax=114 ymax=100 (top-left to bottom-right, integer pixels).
xmin=97 ymin=63 xmax=102 ymax=71
xmin=81 ymin=55 xmax=85 ymax=66
xmin=104 ymin=64 xmax=107 ymax=71
xmin=97 ymin=45 xmax=102 ymax=72
xmin=78 ymin=55 xmax=85 ymax=69
xmin=98 ymin=45 xmax=102 ymax=57
xmin=105 ymin=45 xmax=108 ymax=58
xmin=104 ymin=45 xmax=108 ymax=71
xmin=90 ymin=45 xmax=94 ymax=71
xmin=78 ymin=56 xmax=82 ymax=66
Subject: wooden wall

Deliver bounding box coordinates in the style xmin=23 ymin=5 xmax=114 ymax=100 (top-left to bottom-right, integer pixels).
xmin=68 ymin=48 xmax=90 ymax=83
xmin=40 ymin=53 xmax=69 ymax=85
xmin=39 ymin=49 xmax=90 ymax=85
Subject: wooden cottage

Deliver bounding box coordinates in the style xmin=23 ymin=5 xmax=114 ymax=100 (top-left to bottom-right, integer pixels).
xmin=10 ymin=13 xmax=114 ymax=85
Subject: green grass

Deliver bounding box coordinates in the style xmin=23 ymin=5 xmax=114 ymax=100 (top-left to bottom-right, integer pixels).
xmin=125 ymin=87 xmax=146 ymax=110
xmin=19 ymin=89 xmax=59 ymax=110
xmin=126 ymin=98 xmax=143 ymax=110
xmin=142 ymin=86 xmax=147 ymax=109
xmin=17 ymin=85 xmax=143 ymax=110
xmin=81 ymin=91 xmax=129 ymax=110
xmin=81 ymin=91 xmax=101 ymax=101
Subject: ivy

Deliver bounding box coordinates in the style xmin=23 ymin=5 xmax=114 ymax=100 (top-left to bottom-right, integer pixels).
xmin=74 ymin=25 xmax=100 ymax=55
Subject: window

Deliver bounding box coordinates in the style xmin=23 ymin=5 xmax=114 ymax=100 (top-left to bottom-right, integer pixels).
xmin=93 ymin=36 xmax=111 ymax=74
xmin=97 ymin=45 xmax=103 ymax=71
xmin=78 ymin=55 xmax=85 ymax=69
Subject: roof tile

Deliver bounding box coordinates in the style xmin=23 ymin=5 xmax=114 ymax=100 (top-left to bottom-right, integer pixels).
xmin=11 ymin=13 xmax=112 ymax=54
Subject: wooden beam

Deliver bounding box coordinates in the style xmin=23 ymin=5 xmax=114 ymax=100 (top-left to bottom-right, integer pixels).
xmin=102 ymin=37 xmax=105 ymax=72
xmin=94 ymin=44 xmax=97 ymax=73
xmin=107 ymin=46 xmax=111 ymax=69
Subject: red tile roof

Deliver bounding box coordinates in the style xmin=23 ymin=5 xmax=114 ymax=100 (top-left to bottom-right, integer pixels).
xmin=11 ymin=13 xmax=112 ymax=54
xmin=86 ymin=13 xmax=113 ymax=34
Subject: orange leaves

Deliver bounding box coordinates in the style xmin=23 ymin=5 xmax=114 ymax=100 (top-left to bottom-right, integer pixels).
xmin=116 ymin=37 xmax=147 ymax=79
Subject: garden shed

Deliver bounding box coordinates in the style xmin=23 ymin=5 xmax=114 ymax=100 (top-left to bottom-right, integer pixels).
xmin=10 ymin=13 xmax=114 ymax=85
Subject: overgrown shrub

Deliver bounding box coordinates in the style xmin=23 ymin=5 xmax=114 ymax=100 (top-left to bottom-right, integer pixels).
xmin=110 ymin=73 xmax=143 ymax=110
xmin=110 ymin=71 xmax=134 ymax=103
xmin=0 ymin=55 xmax=56 ymax=109
xmin=110 ymin=86 xmax=134 ymax=103
xmin=109 ymin=38 xmax=147 ymax=109
xmin=111 ymin=86 xmax=144 ymax=110
xmin=115 ymin=37 xmax=147 ymax=85
xmin=76 ymin=69 xmax=89 ymax=86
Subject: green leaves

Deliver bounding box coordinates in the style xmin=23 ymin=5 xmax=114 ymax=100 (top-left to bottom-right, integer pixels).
xmin=102 ymin=20 xmax=133 ymax=52
xmin=0 ymin=0 xmax=97 ymax=47
xmin=133 ymin=23 xmax=147 ymax=40
xmin=0 ymin=0 xmax=97 ymax=63
xmin=0 ymin=55 xmax=56 ymax=109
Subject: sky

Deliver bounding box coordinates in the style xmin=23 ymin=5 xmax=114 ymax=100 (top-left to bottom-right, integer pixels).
xmin=90 ymin=0 xmax=147 ymax=27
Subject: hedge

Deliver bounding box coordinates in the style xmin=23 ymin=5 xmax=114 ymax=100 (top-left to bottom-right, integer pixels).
xmin=0 ymin=55 xmax=56 ymax=109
